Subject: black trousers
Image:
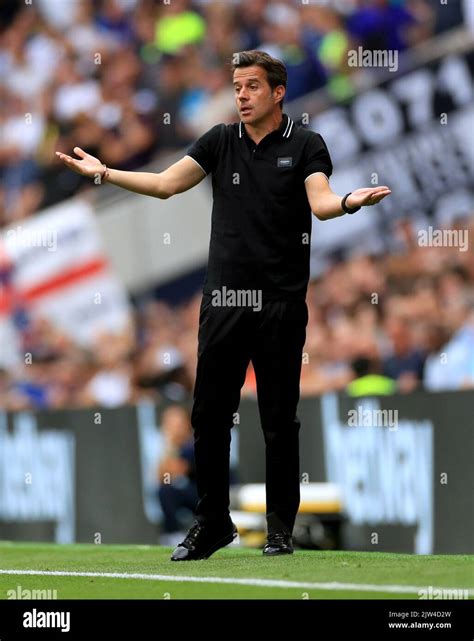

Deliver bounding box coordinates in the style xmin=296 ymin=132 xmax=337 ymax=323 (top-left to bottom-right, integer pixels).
xmin=190 ymin=294 xmax=308 ymax=534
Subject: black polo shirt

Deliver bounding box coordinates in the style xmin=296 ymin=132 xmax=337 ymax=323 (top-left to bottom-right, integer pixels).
xmin=186 ymin=113 xmax=333 ymax=301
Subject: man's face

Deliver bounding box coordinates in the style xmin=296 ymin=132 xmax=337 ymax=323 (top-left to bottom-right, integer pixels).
xmin=162 ymin=407 xmax=190 ymax=444
xmin=233 ymin=65 xmax=284 ymax=124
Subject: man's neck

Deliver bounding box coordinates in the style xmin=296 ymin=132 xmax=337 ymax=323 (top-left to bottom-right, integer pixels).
xmin=244 ymin=111 xmax=284 ymax=145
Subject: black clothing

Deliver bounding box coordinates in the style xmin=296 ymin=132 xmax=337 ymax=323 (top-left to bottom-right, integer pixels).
xmin=191 ymin=296 xmax=308 ymax=533
xmin=186 ymin=114 xmax=332 ymax=301
xmin=186 ymin=114 xmax=332 ymax=534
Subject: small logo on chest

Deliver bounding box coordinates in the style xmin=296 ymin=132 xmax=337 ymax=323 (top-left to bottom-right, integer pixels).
xmin=277 ymin=157 xmax=293 ymax=168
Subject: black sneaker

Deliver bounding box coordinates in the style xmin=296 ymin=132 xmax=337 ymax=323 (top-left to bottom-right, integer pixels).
xmin=170 ymin=520 xmax=238 ymax=561
xmin=262 ymin=530 xmax=294 ymax=556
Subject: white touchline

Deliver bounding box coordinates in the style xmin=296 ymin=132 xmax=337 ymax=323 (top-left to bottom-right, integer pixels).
xmin=0 ymin=570 xmax=472 ymax=596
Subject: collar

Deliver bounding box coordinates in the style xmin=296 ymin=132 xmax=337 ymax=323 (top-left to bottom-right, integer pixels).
xmin=238 ymin=113 xmax=294 ymax=140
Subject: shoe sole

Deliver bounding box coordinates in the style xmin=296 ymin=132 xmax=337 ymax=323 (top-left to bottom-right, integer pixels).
xmin=262 ymin=549 xmax=294 ymax=556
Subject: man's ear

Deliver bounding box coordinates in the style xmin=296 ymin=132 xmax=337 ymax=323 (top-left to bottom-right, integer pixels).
xmin=274 ymin=85 xmax=286 ymax=106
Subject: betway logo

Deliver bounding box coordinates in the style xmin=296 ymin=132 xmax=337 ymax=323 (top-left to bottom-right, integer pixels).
xmin=321 ymin=395 xmax=434 ymax=554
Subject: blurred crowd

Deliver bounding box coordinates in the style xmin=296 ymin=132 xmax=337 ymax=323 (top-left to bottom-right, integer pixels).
xmin=1 ymin=218 xmax=473 ymax=411
xmin=0 ymin=0 xmax=466 ymax=227
xmin=1 ymin=0 xmax=471 ymax=410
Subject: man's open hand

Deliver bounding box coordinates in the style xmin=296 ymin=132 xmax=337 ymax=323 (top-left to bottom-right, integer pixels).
xmin=55 ymin=147 xmax=104 ymax=179
xmin=346 ymin=186 xmax=391 ymax=208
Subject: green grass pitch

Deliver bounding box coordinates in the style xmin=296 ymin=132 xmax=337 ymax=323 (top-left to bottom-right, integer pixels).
xmin=0 ymin=542 xmax=472 ymax=600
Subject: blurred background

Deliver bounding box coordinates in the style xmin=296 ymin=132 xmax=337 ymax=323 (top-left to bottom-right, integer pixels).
xmin=0 ymin=0 xmax=473 ymax=554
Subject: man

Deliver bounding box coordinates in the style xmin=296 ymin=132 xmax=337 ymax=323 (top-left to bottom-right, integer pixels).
xmin=57 ymin=50 xmax=391 ymax=561
xmin=156 ymin=405 xmax=198 ymax=545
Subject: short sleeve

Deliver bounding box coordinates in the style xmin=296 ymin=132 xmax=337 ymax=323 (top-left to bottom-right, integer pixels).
xmin=303 ymin=132 xmax=333 ymax=181
xmin=185 ymin=124 xmax=223 ymax=175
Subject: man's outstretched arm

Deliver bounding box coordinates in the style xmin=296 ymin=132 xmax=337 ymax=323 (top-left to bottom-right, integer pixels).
xmin=305 ymin=173 xmax=391 ymax=220
xmin=55 ymin=147 xmax=207 ymax=199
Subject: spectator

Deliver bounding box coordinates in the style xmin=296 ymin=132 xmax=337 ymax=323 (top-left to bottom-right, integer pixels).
xmin=258 ymin=2 xmax=327 ymax=101
xmin=424 ymin=305 xmax=474 ymax=391
xmin=302 ymin=5 xmax=353 ymax=100
xmin=154 ymin=0 xmax=206 ymax=55
xmin=381 ymin=317 xmax=426 ymax=393
xmin=0 ymin=0 xmax=455 ymax=225
xmin=0 ymin=228 xmax=473 ymax=408
xmin=0 ymin=1 xmax=471 ymax=405
xmin=0 ymin=91 xmax=45 ymax=223
xmin=347 ymin=356 xmax=397 ymax=397
xmin=156 ymin=404 xmax=198 ymax=546
xmin=80 ymin=330 xmax=136 ymax=407
xmin=346 ymin=0 xmax=425 ymax=52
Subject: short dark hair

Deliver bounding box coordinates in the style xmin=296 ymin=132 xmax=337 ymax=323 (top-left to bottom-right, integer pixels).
xmin=230 ymin=50 xmax=287 ymax=109
xmin=351 ymin=357 xmax=373 ymax=378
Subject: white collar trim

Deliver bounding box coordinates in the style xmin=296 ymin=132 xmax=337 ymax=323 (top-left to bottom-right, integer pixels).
xmin=239 ymin=116 xmax=294 ymax=139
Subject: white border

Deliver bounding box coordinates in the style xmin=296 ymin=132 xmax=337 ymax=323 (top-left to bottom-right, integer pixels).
xmin=1 ymin=570 xmax=471 ymax=595
xmin=304 ymin=171 xmax=330 ymax=183
xmin=185 ymin=155 xmax=208 ymax=175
